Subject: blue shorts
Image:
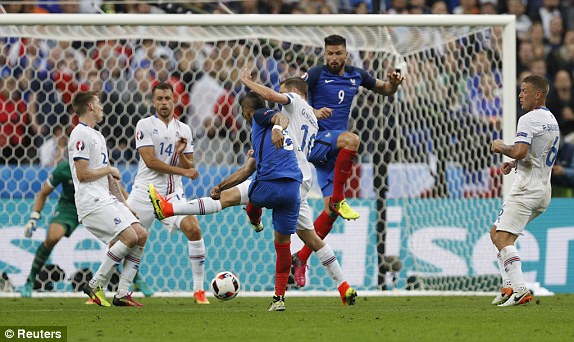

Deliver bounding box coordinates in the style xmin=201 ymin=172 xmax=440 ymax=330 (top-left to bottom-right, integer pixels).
xmin=248 ymin=179 xmax=301 ymax=235
xmin=308 ymin=130 xmax=344 ymax=197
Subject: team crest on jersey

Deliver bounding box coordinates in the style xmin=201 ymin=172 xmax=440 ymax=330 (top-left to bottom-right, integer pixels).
xmin=153 ymin=129 xmax=159 ymax=134
xmin=114 ymin=217 xmax=122 ymax=225
xmin=136 ymin=131 xmax=144 ymax=140
xmin=75 ymin=140 xmax=85 ymax=151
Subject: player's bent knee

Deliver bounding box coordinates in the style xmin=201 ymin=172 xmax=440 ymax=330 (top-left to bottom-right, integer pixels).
xmin=339 ymin=132 xmax=360 ymax=151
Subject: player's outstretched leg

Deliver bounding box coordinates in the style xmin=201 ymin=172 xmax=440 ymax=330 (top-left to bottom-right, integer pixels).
xmin=149 ymin=184 xmax=173 ymax=220
xmin=330 ymin=133 xmax=360 ymax=221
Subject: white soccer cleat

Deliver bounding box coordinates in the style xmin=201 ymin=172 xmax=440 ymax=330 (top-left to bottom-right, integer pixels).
xmin=492 ymin=287 xmax=513 ymax=305
xmin=497 ymin=290 xmax=533 ymax=307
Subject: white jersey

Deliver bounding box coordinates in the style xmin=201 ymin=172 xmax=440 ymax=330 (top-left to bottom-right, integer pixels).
xmin=131 ymin=115 xmax=194 ymax=199
xmin=281 ymin=92 xmax=319 ymax=197
xmin=513 ymin=107 xmax=560 ymax=192
xmin=68 ymin=123 xmax=116 ymax=220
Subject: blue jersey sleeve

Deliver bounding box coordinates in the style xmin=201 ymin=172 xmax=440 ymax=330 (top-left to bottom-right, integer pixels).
xmin=303 ymin=66 xmax=322 ymax=108
xmin=253 ymin=108 xmax=278 ymax=128
xmin=355 ymin=66 xmax=377 ymax=90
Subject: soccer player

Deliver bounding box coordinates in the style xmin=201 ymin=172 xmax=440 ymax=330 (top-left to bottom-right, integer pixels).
xmin=490 ymin=75 xmax=559 ymax=307
xmin=126 ymin=82 xmax=210 ymax=304
xmin=293 ymin=34 xmax=405 ymax=287
xmin=151 ymin=72 xmax=358 ymax=310
xmin=20 ymin=160 xmax=77 ymax=298
xmin=68 ymin=90 xmax=148 ymax=307
xmin=20 ymin=160 xmax=153 ymax=299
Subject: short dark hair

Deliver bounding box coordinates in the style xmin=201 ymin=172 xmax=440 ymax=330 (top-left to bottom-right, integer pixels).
xmin=523 ymin=74 xmax=549 ymax=96
xmin=280 ymin=77 xmax=308 ymax=95
xmin=240 ymin=92 xmax=266 ymax=111
xmin=72 ymin=90 xmax=101 ymax=116
xmin=152 ymin=81 xmax=174 ymax=96
xmin=324 ymin=34 xmax=346 ymax=47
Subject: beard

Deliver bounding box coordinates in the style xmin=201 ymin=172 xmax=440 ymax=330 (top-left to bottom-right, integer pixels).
xmin=326 ymin=62 xmax=343 ymax=74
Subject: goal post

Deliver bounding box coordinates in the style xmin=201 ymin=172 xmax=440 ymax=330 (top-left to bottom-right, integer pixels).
xmin=0 ymin=14 xmax=516 ymax=295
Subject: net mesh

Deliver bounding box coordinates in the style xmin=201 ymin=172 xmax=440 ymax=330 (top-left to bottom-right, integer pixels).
xmin=0 ymin=20 xmax=506 ymax=294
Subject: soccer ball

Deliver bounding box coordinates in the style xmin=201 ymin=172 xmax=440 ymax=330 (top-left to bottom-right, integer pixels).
xmin=211 ymin=271 xmax=240 ymax=301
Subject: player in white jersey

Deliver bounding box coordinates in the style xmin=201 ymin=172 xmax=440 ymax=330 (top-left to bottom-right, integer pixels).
xmin=490 ymin=75 xmax=559 ymax=307
xmin=126 ymin=82 xmax=210 ymax=304
xmin=150 ymin=72 xmax=357 ymax=306
xmin=68 ymin=91 xmax=148 ymax=307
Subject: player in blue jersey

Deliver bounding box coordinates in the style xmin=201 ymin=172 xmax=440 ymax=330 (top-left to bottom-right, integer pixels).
xmin=241 ymin=92 xmax=303 ymax=311
xmin=293 ymin=34 xmax=405 ymax=287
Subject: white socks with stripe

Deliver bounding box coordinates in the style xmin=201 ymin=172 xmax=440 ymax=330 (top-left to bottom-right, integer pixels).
xmin=117 ymin=245 xmax=144 ymax=298
xmin=188 ymin=239 xmax=206 ymax=292
xmin=500 ymin=245 xmax=527 ymax=294
xmin=173 ymin=198 xmax=222 ymax=216
xmin=89 ymin=240 xmax=131 ymax=289
xmin=316 ymin=244 xmax=345 ymax=287
xmin=496 ymin=250 xmax=511 ymax=288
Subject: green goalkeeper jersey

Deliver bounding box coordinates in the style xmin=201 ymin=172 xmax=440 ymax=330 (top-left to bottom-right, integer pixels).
xmin=48 ymin=160 xmax=76 ymax=212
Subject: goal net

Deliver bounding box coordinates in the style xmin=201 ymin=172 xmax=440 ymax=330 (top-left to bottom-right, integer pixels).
xmin=0 ymin=14 xmax=516 ymax=295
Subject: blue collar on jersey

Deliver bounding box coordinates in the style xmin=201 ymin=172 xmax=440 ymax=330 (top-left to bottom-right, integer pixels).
xmin=535 ymin=106 xmax=549 ymax=111
xmin=78 ymin=122 xmax=89 ymax=126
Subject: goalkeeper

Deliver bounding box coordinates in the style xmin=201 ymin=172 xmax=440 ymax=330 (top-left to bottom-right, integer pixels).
xmin=21 ymin=160 xmax=152 ymax=298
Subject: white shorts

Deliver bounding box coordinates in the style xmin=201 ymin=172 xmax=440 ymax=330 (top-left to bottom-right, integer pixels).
xmin=81 ymin=200 xmax=139 ymax=245
xmin=494 ymin=185 xmax=550 ymax=235
xmin=127 ymin=190 xmax=186 ymax=233
xmin=237 ymin=180 xmax=250 ymax=206
xmin=296 ymin=180 xmax=314 ymax=231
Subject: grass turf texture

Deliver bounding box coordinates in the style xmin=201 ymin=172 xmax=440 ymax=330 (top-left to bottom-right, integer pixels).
xmin=1 ymin=295 xmax=573 ymax=341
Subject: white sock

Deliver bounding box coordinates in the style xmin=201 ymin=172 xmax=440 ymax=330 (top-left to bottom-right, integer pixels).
xmin=90 ymin=241 xmax=131 ymax=289
xmin=316 ymin=244 xmax=345 ymax=287
xmin=496 ymin=251 xmax=511 ymax=288
xmin=173 ymin=197 xmax=222 ymax=216
xmin=500 ymin=245 xmax=527 ymax=294
xmin=188 ymin=239 xmax=206 ymax=292
xmin=117 ymin=245 xmax=144 ymax=298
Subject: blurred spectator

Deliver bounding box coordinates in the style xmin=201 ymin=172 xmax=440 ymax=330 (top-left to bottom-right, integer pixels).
xmin=431 ymin=1 xmax=449 ymax=14
xmin=387 ymin=0 xmax=408 ymax=14
xmin=409 ymin=0 xmax=430 ymax=14
xmin=551 ymin=140 xmax=574 ymax=196
xmin=0 ymin=77 xmax=31 ymax=164
xmin=546 ymin=30 xmax=574 ymax=77
xmin=517 ymin=41 xmax=535 ymax=74
xmin=537 ymin=0 xmax=562 ymax=40
xmin=528 ymin=22 xmax=550 ymax=60
xmin=547 ymin=15 xmax=565 ymax=51
xmin=529 ymin=58 xmax=548 ymax=78
xmin=453 ymin=0 xmax=479 ymax=14
xmin=38 ymin=125 xmax=68 ymax=167
xmin=479 ymin=0 xmax=497 ymax=14
xmin=546 ymin=70 xmax=574 ymax=141
xmin=507 ymin=0 xmax=532 ymax=41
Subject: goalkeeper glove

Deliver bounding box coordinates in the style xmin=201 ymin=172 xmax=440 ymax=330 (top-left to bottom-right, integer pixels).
xmin=24 ymin=211 xmax=41 ymax=238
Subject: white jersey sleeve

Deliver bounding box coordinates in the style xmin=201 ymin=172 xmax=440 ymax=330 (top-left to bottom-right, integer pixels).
xmin=514 ymin=115 xmax=535 ymax=145
xmin=135 ymin=118 xmax=154 ymax=149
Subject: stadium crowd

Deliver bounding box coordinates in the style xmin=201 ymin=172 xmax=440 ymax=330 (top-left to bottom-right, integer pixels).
xmin=1 ymin=0 xmax=574 ymax=196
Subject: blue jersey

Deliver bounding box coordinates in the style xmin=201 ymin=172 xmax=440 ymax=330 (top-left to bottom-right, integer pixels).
xmin=251 ymin=108 xmax=303 ymax=183
xmin=304 ymin=65 xmax=377 ymax=131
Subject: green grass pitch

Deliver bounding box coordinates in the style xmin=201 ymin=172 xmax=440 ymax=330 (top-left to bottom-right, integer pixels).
xmin=1 ymin=295 xmax=573 ymax=341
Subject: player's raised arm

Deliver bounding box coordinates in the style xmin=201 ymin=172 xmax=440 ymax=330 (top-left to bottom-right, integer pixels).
xmin=491 ymin=140 xmax=529 ymax=160
xmin=372 ymin=70 xmax=405 ymax=96
xmin=210 ymin=157 xmax=256 ymax=199
xmin=240 ymin=68 xmax=289 ymax=105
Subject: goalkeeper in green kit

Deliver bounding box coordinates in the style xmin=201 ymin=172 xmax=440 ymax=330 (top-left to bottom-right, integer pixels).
xmin=21 ymin=160 xmax=153 ymax=298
